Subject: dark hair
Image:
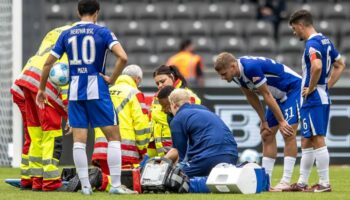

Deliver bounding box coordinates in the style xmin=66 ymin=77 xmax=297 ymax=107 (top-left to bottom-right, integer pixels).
xmin=180 ymin=39 xmax=192 ymax=51
xmin=153 ymin=65 xmax=187 ymax=87
xmin=78 ymin=0 xmax=100 ymax=16
xmin=289 ymin=9 xmax=313 ymax=26
xmin=157 ymin=85 xmax=175 ymax=99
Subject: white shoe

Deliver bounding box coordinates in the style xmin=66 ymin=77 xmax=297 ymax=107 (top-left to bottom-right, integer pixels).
xmin=109 ymin=185 xmax=138 ymax=195
xmin=272 ymin=182 xmax=291 ymax=192
xmin=81 ymin=186 xmax=93 ymax=195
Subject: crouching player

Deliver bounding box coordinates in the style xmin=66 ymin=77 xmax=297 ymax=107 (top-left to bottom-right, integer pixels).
xmin=163 ymin=88 xmax=238 ymax=178
xmin=214 ymin=53 xmax=301 ymax=191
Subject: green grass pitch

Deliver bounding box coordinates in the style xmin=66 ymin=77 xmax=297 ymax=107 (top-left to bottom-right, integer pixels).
xmin=1 ymin=165 xmax=350 ymax=200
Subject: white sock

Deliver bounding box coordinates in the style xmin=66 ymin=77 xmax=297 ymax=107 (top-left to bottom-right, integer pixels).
xmin=298 ymin=148 xmax=315 ymax=185
xmin=73 ymin=142 xmax=91 ymax=189
xmin=262 ymin=157 xmax=276 ymax=183
xmin=281 ymin=156 xmax=296 ymax=184
xmin=107 ymin=141 xmax=122 ymax=188
xmin=315 ymin=146 xmax=330 ymax=186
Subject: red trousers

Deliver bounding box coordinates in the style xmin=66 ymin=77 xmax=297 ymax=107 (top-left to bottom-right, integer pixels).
xmin=22 ymin=87 xmax=63 ymax=191
xmin=11 ymin=89 xmax=32 ymax=187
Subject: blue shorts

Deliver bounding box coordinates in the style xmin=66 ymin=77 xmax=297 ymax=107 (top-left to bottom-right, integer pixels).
xmin=266 ymin=89 xmax=300 ymax=127
xmin=180 ymin=154 xmax=238 ymax=178
xmin=300 ymin=105 xmax=330 ymax=138
xmin=68 ymin=98 xmax=118 ymax=128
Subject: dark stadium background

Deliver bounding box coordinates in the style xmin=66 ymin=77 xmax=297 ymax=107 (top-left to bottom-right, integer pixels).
xmin=22 ymin=0 xmax=350 ymax=165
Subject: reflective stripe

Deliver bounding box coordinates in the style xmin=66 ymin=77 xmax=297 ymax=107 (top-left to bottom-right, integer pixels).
xmin=21 ymin=169 xmax=30 ymax=176
xmin=140 ymin=103 xmax=148 ymax=110
xmin=19 ymin=74 xmax=64 ymax=108
xmin=155 ymin=143 xmax=171 ymax=153
xmin=42 ymin=158 xmax=59 ymax=166
xmin=156 ymin=147 xmax=167 ymax=154
xmin=11 ymin=83 xmax=24 ymax=97
xmin=155 ymin=137 xmax=171 ymax=143
xmin=155 ymin=138 xmax=161 ymax=143
xmin=25 ymin=66 xmax=58 ymax=89
xmin=30 ymin=168 xmax=43 ymax=176
xmin=27 ymin=66 xmax=41 ymax=74
xmin=20 ymin=74 xmax=40 ymax=86
xmin=93 ymin=147 xmax=107 ymax=154
xmin=122 ymin=139 xmax=136 ymax=146
xmin=135 ymin=138 xmax=149 ymax=146
xmin=43 ymin=170 xmax=60 ymax=179
xmin=135 ymin=128 xmax=151 ymax=135
xmin=96 ymin=137 xmax=108 ymax=143
xmin=61 ymin=88 xmax=68 ymax=95
xmin=29 ymin=156 xmax=42 ymax=164
xmin=21 ymin=158 xmax=29 ymax=165
xmin=122 ymin=138 xmax=149 ymax=146
xmin=121 ymin=150 xmax=139 ymax=158
xmin=164 ymin=146 xmax=171 ymax=151
xmin=115 ymin=89 xmax=138 ymax=113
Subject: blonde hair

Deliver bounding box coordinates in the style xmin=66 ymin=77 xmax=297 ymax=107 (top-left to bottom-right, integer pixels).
xmin=168 ymin=88 xmax=191 ymax=107
xmin=214 ymin=52 xmax=237 ymax=71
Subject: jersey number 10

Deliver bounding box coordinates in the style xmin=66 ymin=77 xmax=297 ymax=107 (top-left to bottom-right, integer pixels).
xmin=68 ymin=35 xmax=96 ymax=65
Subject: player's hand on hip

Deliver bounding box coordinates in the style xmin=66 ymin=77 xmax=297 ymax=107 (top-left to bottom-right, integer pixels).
xmin=64 ymin=121 xmax=72 ymax=135
xmin=64 ymin=126 xmax=73 ymax=135
xmin=302 ymin=87 xmax=315 ymax=99
xmin=279 ymin=120 xmax=294 ymax=137
xmin=36 ymin=90 xmax=47 ymax=109
xmin=100 ymin=73 xmax=112 ymax=84
xmin=302 ymin=87 xmax=309 ymax=98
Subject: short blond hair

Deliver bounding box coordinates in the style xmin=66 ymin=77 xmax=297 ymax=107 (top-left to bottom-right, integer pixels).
xmin=214 ymin=52 xmax=236 ymax=71
xmin=168 ymin=88 xmax=191 ymax=107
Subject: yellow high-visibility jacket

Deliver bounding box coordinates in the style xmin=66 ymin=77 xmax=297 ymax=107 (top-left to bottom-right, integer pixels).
xmin=12 ymin=25 xmax=71 ymax=187
xmin=150 ymin=79 xmax=201 ymax=157
xmin=15 ymin=24 xmax=71 ymax=116
xmin=93 ymin=75 xmax=151 ymax=165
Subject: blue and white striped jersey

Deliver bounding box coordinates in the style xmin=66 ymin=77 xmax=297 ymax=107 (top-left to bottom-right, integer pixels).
xmin=302 ymin=33 xmax=341 ymax=107
xmin=51 ymin=22 xmax=119 ymax=101
xmin=233 ymin=56 xmax=302 ymax=102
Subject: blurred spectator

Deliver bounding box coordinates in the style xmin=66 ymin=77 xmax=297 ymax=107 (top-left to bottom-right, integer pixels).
xmin=166 ymin=39 xmax=205 ymax=87
xmin=254 ymin=0 xmax=287 ymax=39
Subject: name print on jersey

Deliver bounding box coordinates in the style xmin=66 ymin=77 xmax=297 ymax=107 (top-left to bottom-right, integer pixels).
xmin=70 ymin=28 xmax=94 ymax=35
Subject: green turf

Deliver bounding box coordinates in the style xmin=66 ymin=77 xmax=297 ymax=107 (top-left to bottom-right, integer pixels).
xmin=1 ymin=165 xmax=350 ymax=200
